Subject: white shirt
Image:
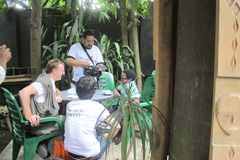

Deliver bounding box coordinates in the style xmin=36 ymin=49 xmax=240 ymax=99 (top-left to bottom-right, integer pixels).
xmin=64 ymin=99 xmax=109 ymax=157
xmin=67 ymin=43 xmax=104 ymax=81
xmin=31 ymin=78 xmax=56 ymax=103
xmin=0 ymin=66 xmax=6 ymax=84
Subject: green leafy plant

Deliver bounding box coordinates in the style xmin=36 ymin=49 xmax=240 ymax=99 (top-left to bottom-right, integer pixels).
xmin=41 ymin=9 xmax=84 ymax=90
xmin=97 ymin=85 xmax=167 ymax=160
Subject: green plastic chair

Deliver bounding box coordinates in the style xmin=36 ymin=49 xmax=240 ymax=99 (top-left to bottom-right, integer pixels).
xmin=1 ymin=87 xmax=64 ymax=160
xmin=127 ymin=75 xmax=155 ymax=142
xmin=99 ymin=72 xmax=115 ymax=91
xmin=152 ymin=70 xmax=156 ymax=76
xmin=99 ymin=72 xmax=117 ymax=106
xmin=140 ymin=75 xmax=155 ymax=113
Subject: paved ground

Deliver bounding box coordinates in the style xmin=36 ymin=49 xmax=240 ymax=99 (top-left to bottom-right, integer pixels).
xmin=0 ymin=137 xmax=151 ymax=160
xmin=0 ymin=122 xmax=152 ymax=160
xmin=0 ymin=118 xmax=12 ymax=153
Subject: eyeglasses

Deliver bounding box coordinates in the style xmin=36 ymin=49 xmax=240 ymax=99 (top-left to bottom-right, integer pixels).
xmin=121 ymin=77 xmax=128 ymax=80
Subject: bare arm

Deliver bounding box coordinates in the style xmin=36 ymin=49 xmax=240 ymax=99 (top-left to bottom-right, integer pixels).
xmin=19 ymin=85 xmax=41 ymax=126
xmin=0 ymin=44 xmax=12 ymax=71
xmin=114 ymin=88 xmax=121 ymax=96
xmin=56 ymin=88 xmax=62 ymax=103
xmin=104 ymin=117 xmax=121 ymax=139
xmin=133 ymin=98 xmax=140 ymax=104
xmin=67 ymin=57 xmax=90 ymax=67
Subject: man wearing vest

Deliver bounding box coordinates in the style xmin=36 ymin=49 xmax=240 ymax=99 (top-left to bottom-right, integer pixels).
xmin=19 ymin=59 xmax=65 ymax=158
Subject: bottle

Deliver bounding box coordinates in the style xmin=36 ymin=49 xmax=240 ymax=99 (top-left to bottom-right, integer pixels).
xmin=98 ymin=80 xmax=103 ymax=90
xmin=75 ymin=74 xmax=80 ymax=85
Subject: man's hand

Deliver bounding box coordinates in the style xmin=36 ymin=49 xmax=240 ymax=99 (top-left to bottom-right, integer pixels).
xmin=56 ymin=88 xmax=63 ymax=103
xmin=0 ymin=44 xmax=12 ymax=71
xmin=56 ymin=95 xmax=63 ymax=103
xmin=27 ymin=115 xmax=41 ymax=126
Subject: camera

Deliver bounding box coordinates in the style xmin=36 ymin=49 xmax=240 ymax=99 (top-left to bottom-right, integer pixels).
xmin=84 ymin=65 xmax=107 ymax=77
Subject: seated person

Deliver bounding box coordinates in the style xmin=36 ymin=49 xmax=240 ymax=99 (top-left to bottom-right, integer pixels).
xmin=19 ymin=59 xmax=65 ymax=135
xmin=19 ymin=59 xmax=65 ymax=158
xmin=112 ymin=69 xmax=140 ymax=144
xmin=64 ymin=76 xmax=121 ymax=160
xmin=114 ymin=69 xmax=140 ymax=105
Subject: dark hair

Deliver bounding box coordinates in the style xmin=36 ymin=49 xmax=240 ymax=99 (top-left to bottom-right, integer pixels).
xmin=82 ymin=29 xmax=95 ymax=39
xmin=45 ymin=59 xmax=64 ymax=74
xmin=76 ymin=76 xmax=99 ymax=100
xmin=123 ymin=69 xmax=136 ymax=80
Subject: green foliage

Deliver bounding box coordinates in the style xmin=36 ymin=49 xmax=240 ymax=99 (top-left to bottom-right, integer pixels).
xmin=95 ymin=34 xmax=135 ymax=83
xmin=129 ymin=0 xmax=140 ymax=12
xmin=41 ymin=8 xmax=85 ymax=90
xmin=0 ymin=0 xmax=30 ymax=9
xmin=97 ymin=0 xmax=151 ymax=23
xmin=97 ymin=85 xmax=167 ymax=160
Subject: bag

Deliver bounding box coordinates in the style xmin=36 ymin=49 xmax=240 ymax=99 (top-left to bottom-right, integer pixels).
xmin=53 ymin=138 xmax=71 ymax=160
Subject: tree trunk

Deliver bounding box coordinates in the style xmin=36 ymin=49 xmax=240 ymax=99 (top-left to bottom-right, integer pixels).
xmin=130 ymin=10 xmax=142 ymax=91
xmin=71 ymin=0 xmax=77 ymax=17
xmin=119 ymin=0 xmax=128 ymax=49
xmin=31 ymin=0 xmax=42 ymax=81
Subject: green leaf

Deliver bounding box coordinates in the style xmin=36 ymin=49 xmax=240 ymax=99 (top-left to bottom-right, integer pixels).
xmin=60 ymin=21 xmax=72 ymax=41
xmin=69 ymin=18 xmax=79 ymax=44
xmin=129 ymin=0 xmax=140 ymax=12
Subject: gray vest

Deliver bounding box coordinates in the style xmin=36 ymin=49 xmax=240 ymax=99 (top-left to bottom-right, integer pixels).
xmin=30 ymin=73 xmax=59 ymax=117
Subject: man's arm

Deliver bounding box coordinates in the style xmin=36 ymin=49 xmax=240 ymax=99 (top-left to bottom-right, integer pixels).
xmin=133 ymin=98 xmax=140 ymax=104
xmin=114 ymin=88 xmax=121 ymax=96
xmin=56 ymin=88 xmax=62 ymax=103
xmin=67 ymin=57 xmax=90 ymax=66
xmin=19 ymin=85 xmax=41 ymax=126
xmin=0 ymin=44 xmax=12 ymax=71
xmin=104 ymin=117 xmax=121 ymax=139
xmin=0 ymin=45 xmax=12 ymax=84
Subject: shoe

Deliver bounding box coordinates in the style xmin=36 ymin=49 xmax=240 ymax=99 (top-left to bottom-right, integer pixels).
xmin=37 ymin=143 xmax=48 ymax=159
xmin=115 ymin=136 xmax=122 ymax=145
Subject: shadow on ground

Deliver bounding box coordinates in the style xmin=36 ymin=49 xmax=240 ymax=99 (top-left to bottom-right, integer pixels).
xmin=0 ymin=120 xmax=12 ymax=153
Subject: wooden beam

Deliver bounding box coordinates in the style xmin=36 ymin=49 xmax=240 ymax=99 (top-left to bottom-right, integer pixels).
xmin=153 ymin=0 xmax=172 ymax=159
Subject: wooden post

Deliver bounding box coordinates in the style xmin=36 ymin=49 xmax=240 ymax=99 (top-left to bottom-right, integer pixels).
xmin=153 ymin=0 xmax=172 ymax=159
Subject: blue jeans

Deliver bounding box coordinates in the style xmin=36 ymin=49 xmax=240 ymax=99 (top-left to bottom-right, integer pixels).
xmin=92 ymin=136 xmax=112 ymax=160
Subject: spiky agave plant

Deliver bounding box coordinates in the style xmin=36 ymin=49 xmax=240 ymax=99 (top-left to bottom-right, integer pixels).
xmin=96 ymin=85 xmax=167 ymax=160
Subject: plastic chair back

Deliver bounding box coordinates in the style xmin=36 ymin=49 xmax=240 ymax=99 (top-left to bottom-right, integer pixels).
xmin=142 ymin=76 xmax=155 ymax=102
xmin=152 ymin=70 xmax=156 ymax=76
xmin=99 ymin=72 xmax=115 ymax=91
xmin=2 ymin=87 xmax=25 ymax=144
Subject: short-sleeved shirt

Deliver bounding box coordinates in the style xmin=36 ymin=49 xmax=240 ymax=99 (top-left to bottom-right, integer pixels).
xmin=31 ymin=78 xmax=56 ymax=103
xmin=116 ymin=81 xmax=140 ymax=104
xmin=0 ymin=66 xmax=5 ymax=84
xmin=64 ymin=99 xmax=109 ymax=157
xmin=67 ymin=43 xmax=104 ymax=81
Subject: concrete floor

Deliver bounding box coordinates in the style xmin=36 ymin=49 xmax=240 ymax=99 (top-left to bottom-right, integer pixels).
xmin=0 ymin=137 xmax=151 ymax=160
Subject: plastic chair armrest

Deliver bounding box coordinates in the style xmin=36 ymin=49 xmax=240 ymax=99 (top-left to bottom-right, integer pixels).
xmin=139 ymin=101 xmax=152 ymax=107
xmin=21 ymin=117 xmax=64 ymax=131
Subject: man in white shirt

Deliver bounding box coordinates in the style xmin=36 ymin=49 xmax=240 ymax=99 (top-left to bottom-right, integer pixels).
xmin=0 ymin=44 xmax=12 ymax=84
xmin=64 ymin=76 xmax=120 ymax=160
xmin=19 ymin=59 xmax=65 ymax=132
xmin=67 ymin=29 xmax=104 ymax=83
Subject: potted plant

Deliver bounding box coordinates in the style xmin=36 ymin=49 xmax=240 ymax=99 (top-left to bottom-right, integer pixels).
xmin=97 ymin=86 xmax=168 ymax=160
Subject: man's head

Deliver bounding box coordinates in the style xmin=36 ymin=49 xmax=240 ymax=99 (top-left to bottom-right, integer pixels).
xmin=121 ymin=69 xmax=136 ymax=85
xmin=46 ymin=59 xmax=65 ymax=81
xmin=82 ymin=29 xmax=95 ymax=49
xmin=76 ymin=76 xmax=99 ymax=100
